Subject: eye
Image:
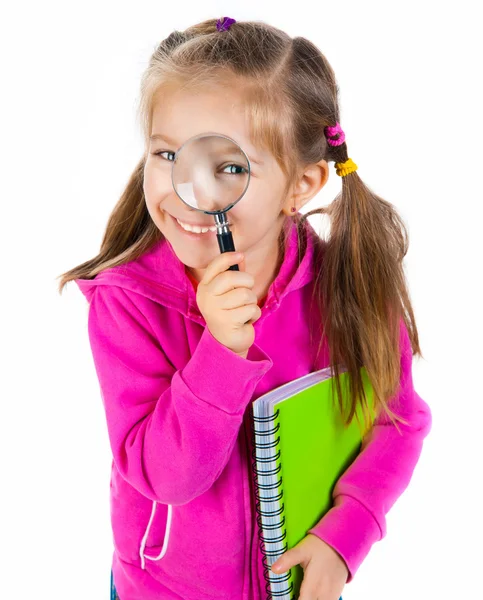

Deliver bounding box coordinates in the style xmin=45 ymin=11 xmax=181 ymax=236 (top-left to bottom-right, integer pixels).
xmin=221 ymin=164 xmax=248 ymax=175
xmin=153 ymin=150 xmax=176 ymax=161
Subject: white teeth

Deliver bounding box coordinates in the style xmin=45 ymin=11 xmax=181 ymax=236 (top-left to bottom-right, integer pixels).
xmin=176 ymin=218 xmax=218 ymax=234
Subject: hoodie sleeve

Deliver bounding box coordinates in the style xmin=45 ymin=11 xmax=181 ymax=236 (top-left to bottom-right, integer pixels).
xmin=306 ymin=319 xmax=432 ymax=583
xmin=83 ymin=284 xmax=273 ymax=506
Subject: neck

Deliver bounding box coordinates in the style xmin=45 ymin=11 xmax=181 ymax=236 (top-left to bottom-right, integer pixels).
xmin=249 ymin=232 xmax=285 ymax=301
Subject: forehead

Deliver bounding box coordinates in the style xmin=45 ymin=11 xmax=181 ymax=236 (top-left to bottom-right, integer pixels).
xmin=150 ymin=86 xmax=269 ymax=165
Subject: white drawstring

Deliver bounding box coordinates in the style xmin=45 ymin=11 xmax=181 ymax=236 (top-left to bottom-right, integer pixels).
xmin=139 ymin=501 xmax=173 ymax=570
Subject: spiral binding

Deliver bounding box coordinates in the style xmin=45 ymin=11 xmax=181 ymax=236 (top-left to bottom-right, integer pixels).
xmin=248 ymin=402 xmax=295 ymax=600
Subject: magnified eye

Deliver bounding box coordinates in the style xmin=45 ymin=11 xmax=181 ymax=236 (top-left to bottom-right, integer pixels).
xmin=222 ymin=164 xmax=248 ymax=175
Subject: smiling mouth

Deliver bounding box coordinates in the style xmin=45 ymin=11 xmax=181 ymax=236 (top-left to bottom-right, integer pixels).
xmin=173 ymin=215 xmax=232 ymax=234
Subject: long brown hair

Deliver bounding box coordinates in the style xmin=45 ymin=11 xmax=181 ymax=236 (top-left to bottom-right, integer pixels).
xmin=57 ymin=18 xmax=423 ymax=433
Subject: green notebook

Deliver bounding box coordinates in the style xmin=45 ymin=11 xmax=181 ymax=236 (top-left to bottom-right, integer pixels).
xmin=249 ymin=365 xmax=376 ymax=600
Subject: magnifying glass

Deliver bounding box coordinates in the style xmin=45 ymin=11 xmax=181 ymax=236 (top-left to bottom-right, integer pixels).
xmin=171 ymin=133 xmax=251 ymax=271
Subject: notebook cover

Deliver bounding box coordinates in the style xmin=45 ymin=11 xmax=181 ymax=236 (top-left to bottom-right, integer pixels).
xmin=251 ymin=365 xmax=375 ymax=599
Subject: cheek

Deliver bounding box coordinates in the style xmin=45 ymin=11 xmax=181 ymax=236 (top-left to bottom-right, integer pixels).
xmin=143 ymin=168 xmax=156 ymax=203
xmin=231 ymin=193 xmax=280 ymax=227
xmin=143 ymin=164 xmax=171 ymax=207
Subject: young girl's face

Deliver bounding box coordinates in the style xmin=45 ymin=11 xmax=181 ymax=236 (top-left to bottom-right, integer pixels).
xmin=143 ymin=84 xmax=292 ymax=274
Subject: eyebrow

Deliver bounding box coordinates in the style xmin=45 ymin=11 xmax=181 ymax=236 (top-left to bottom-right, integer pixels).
xmin=149 ymin=133 xmax=264 ymax=166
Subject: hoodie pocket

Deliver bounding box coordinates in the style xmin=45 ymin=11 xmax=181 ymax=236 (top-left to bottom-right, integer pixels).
xmin=139 ymin=501 xmax=172 ymax=570
xmin=110 ymin=461 xmax=171 ymax=566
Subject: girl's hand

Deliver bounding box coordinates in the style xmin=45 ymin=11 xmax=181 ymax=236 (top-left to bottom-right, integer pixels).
xmin=271 ymin=533 xmax=349 ymax=600
xmin=196 ymin=251 xmax=261 ymax=359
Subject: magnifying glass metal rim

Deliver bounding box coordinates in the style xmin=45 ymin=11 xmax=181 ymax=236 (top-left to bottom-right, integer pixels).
xmin=170 ymin=131 xmax=251 ymax=215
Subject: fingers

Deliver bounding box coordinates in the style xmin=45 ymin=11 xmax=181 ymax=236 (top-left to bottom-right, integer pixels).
xmin=200 ymin=252 xmax=245 ymax=286
xmin=228 ymin=303 xmax=262 ymax=326
xmin=201 ymin=256 xmax=255 ymax=297
xmin=218 ymin=287 xmax=258 ymax=310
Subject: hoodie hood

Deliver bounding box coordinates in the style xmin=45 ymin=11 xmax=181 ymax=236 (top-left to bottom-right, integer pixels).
xmin=75 ymin=216 xmax=319 ymax=325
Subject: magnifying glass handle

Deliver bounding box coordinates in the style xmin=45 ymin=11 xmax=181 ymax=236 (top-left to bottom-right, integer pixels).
xmin=217 ymin=230 xmax=239 ymax=271
xmin=214 ymin=214 xmax=239 ymax=271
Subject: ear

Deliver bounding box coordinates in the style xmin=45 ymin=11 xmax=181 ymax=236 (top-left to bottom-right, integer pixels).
xmin=281 ymin=159 xmax=329 ymax=216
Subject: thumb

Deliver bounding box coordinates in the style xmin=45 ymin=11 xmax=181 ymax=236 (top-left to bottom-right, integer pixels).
xmin=271 ymin=548 xmax=300 ymax=574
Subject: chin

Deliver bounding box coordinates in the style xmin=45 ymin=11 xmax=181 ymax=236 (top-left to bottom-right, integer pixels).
xmin=168 ymin=242 xmax=213 ymax=270
xmin=183 ymin=257 xmax=211 ymax=270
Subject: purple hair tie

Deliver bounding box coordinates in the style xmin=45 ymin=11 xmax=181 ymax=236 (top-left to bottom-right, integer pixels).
xmin=216 ymin=17 xmax=236 ymax=31
xmin=324 ymin=122 xmax=346 ymax=146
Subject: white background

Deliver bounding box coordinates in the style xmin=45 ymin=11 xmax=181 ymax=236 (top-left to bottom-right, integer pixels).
xmin=1 ymin=1 xmax=481 ymax=599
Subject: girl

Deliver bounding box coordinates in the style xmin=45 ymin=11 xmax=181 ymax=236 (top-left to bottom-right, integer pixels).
xmin=58 ymin=16 xmax=432 ymax=600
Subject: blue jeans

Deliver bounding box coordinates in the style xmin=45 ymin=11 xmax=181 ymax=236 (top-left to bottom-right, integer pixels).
xmin=110 ymin=569 xmax=120 ymax=600
xmin=110 ymin=568 xmax=342 ymax=599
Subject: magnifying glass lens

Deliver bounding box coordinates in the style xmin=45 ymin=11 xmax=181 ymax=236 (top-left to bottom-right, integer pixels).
xmin=172 ymin=135 xmax=249 ymax=213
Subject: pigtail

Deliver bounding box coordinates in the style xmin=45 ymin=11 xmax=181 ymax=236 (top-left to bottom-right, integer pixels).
xmin=304 ymin=128 xmax=421 ymax=433
xmin=56 ymin=156 xmax=163 ymax=292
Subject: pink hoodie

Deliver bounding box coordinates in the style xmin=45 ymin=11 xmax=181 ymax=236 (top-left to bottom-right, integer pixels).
xmin=75 ymin=217 xmax=432 ymax=600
